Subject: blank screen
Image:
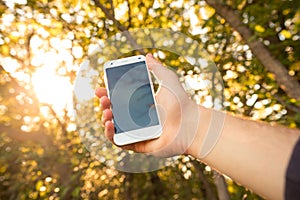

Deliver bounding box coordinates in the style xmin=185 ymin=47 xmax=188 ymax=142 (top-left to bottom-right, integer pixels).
xmin=106 ymin=61 xmax=159 ymax=134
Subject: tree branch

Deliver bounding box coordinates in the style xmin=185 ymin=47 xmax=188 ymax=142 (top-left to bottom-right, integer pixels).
xmin=45 ymin=103 xmax=68 ymax=135
xmin=126 ymin=0 xmax=132 ymax=28
xmin=93 ymin=0 xmax=145 ymax=54
xmin=108 ymin=0 xmax=115 ymax=18
xmin=273 ymin=93 xmax=300 ymax=113
xmin=206 ymin=0 xmax=300 ymax=101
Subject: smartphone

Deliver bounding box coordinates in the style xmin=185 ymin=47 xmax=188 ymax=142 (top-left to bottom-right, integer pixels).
xmin=104 ymin=55 xmax=162 ymax=146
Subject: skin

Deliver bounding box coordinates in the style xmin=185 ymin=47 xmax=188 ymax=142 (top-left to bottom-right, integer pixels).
xmin=95 ymin=53 xmax=300 ymax=200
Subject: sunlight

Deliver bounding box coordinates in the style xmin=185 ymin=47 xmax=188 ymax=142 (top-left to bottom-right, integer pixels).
xmin=3 ymin=0 xmax=27 ymax=9
xmin=32 ymin=67 xmax=73 ymax=112
xmin=28 ymin=33 xmax=75 ymax=114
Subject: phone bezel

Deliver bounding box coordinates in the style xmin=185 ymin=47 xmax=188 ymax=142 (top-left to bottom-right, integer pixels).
xmin=103 ymin=55 xmax=162 ymax=146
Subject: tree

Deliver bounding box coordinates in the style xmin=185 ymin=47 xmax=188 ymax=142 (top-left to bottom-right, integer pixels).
xmin=0 ymin=0 xmax=299 ymax=199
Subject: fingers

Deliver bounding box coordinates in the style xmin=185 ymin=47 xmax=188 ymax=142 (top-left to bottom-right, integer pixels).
xmin=102 ymin=107 xmax=114 ymax=144
xmin=95 ymin=87 xmax=111 ymax=109
xmin=104 ymin=120 xmax=114 ymax=142
xmin=95 ymin=87 xmax=107 ymax=98
xmin=100 ymin=96 xmax=111 ymax=110
xmin=102 ymin=108 xmax=112 ymax=123
xmin=95 ymin=87 xmax=114 ymax=142
xmin=102 ymin=109 xmax=115 ymax=144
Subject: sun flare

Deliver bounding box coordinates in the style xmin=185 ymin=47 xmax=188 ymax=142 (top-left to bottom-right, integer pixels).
xmin=32 ymin=67 xmax=73 ymax=112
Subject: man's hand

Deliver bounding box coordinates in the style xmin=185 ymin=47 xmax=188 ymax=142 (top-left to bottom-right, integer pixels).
xmin=95 ymin=53 xmax=203 ymax=157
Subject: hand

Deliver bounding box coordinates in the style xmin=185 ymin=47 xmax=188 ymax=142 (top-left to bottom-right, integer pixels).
xmin=95 ymin=54 xmax=205 ymax=157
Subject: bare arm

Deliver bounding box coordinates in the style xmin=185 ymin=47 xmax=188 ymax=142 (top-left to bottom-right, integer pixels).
xmin=189 ymin=107 xmax=300 ymax=200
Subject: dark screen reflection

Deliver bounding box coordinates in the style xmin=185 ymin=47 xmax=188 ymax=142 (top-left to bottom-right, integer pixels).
xmin=106 ymin=61 xmax=159 ymax=134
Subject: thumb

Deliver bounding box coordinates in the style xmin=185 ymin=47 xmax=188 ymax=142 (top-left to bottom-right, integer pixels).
xmin=146 ymin=53 xmax=178 ymax=82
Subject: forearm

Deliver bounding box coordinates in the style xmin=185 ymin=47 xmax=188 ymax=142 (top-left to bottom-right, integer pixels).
xmin=189 ymin=106 xmax=300 ymax=200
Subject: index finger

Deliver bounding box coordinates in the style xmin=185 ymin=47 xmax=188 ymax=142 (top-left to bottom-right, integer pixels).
xmin=95 ymin=87 xmax=107 ymax=98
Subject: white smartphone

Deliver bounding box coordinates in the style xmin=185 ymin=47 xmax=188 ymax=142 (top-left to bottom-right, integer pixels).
xmin=103 ymin=55 xmax=162 ymax=146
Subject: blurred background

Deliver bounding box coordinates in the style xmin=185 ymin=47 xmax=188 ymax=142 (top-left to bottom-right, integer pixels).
xmin=0 ymin=0 xmax=300 ymax=199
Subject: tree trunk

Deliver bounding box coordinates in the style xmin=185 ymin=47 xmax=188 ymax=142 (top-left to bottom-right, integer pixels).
xmin=206 ymin=0 xmax=300 ymax=101
xmin=213 ymin=171 xmax=231 ymax=200
xmin=192 ymin=161 xmax=218 ymax=200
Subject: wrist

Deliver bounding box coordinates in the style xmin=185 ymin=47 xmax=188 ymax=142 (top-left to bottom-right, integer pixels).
xmin=185 ymin=105 xmax=213 ymax=158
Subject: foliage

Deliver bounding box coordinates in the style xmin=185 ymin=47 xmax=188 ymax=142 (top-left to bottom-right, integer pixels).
xmin=0 ymin=0 xmax=299 ymax=199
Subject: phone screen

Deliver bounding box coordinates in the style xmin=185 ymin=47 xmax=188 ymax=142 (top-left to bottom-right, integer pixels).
xmin=106 ymin=61 xmax=159 ymax=134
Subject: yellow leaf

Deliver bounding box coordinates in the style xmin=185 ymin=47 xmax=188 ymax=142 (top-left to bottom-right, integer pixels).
xmin=214 ymin=55 xmax=221 ymax=62
xmin=290 ymin=122 xmax=297 ymax=128
xmin=283 ymin=9 xmax=290 ymax=15
xmin=227 ymin=185 xmax=236 ymax=193
xmin=0 ymin=165 xmax=7 ymax=173
xmin=36 ymin=148 xmax=44 ymax=156
xmin=254 ymin=25 xmax=265 ymax=33
xmin=280 ymin=30 xmax=292 ymax=39
xmin=267 ymin=72 xmax=275 ymax=80
xmin=10 ymin=33 xmax=20 ymax=43
xmin=237 ymin=0 xmax=246 ymax=10
xmin=20 ymin=147 xmax=30 ymax=153
xmin=204 ymin=5 xmax=216 ymax=18
xmin=1 ymin=45 xmax=9 ymax=56
xmin=35 ymin=180 xmax=43 ymax=191
xmin=290 ymin=61 xmax=300 ymax=71
xmin=132 ymin=7 xmax=139 ymax=15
